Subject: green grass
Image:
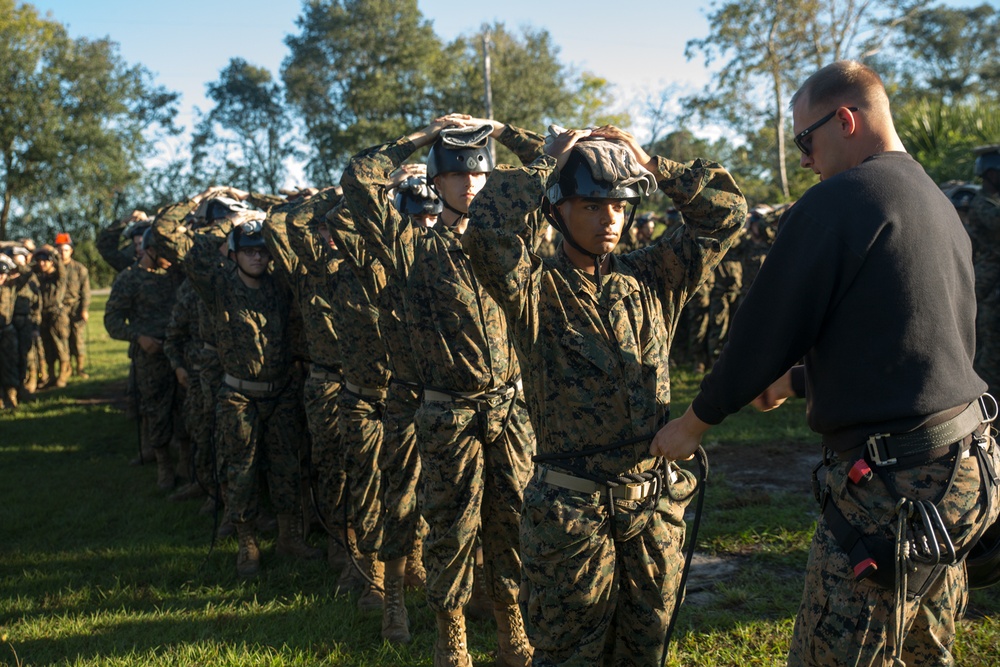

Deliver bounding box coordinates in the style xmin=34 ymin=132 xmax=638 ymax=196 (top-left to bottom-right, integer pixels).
xmin=1 ymin=296 xmax=997 ymax=666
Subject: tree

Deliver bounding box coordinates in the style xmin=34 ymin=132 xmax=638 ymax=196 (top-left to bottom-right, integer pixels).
xmin=192 ymin=58 xmax=297 ymax=194
xmin=282 ymin=0 xmax=445 ymax=184
xmin=0 ymin=1 xmax=178 ymax=241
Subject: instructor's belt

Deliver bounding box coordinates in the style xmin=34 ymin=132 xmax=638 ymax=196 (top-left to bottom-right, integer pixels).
xmin=539 ymin=468 xmax=665 ymax=501
xmin=423 ymin=379 xmax=523 ymax=405
xmin=224 ymin=373 xmax=276 ymax=393
xmin=838 ymin=395 xmax=996 ymax=467
xmin=344 ymin=380 xmax=388 ymax=399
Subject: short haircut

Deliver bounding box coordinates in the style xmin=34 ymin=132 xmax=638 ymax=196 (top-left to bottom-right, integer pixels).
xmin=791 ymin=60 xmax=889 ymax=117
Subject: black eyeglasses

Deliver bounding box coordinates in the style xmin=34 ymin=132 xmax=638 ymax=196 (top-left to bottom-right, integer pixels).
xmin=794 ymin=107 xmax=858 ymax=156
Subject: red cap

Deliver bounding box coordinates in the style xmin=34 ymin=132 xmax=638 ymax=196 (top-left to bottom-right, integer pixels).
xmin=55 ymin=233 xmax=72 ymax=246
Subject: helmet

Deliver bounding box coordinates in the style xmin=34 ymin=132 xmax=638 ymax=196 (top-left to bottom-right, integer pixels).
xmin=974 ymin=145 xmax=1000 ymax=178
xmin=141 ymin=227 xmax=156 ymax=252
xmin=426 ymin=141 xmax=494 ymax=181
xmin=546 ymin=150 xmax=643 ymax=206
xmin=967 ymin=517 xmax=1000 ymax=589
xmin=123 ymin=221 xmax=151 ymax=240
xmin=394 ymin=176 xmax=443 ymax=217
xmin=205 ymin=197 xmax=250 ymax=224
xmin=227 ymin=219 xmax=267 ymax=254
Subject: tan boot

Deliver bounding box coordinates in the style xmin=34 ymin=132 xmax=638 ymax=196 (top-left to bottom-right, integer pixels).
xmin=494 ymin=603 xmax=533 ymax=667
xmin=153 ymin=447 xmax=176 ymax=491
xmin=381 ymin=565 xmax=411 ymax=644
xmin=434 ymin=609 xmax=472 ymax=667
xmin=235 ymin=523 xmax=260 ymax=577
xmin=54 ymin=362 xmax=71 ymax=388
xmin=2 ymin=388 xmax=17 ymax=410
xmin=335 ymin=529 xmax=364 ymax=594
xmin=75 ymin=356 xmax=88 ymax=379
xmin=357 ymin=554 xmax=385 ymax=612
xmin=276 ymin=514 xmax=322 ymax=560
xmin=405 ymin=538 xmax=427 ymax=589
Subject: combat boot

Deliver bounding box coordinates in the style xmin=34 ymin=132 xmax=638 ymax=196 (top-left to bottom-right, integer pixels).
xmin=2 ymin=388 xmax=18 ymax=410
xmin=493 ymin=603 xmax=533 ymax=667
xmin=335 ymin=528 xmax=365 ymax=594
xmin=153 ymin=447 xmax=176 ymax=491
xmin=23 ymin=373 xmax=37 ymax=395
xmin=405 ymin=538 xmax=427 ymax=589
xmin=434 ymin=609 xmax=472 ymax=667
xmin=381 ymin=564 xmax=411 ymax=644
xmin=75 ymin=355 xmax=88 ymax=379
xmin=235 ymin=523 xmax=260 ymax=577
xmin=54 ymin=362 xmax=71 ymax=388
xmin=275 ymin=514 xmax=322 ymax=560
xmin=357 ymin=554 xmax=385 ymax=612
xmin=168 ymin=481 xmax=205 ymax=502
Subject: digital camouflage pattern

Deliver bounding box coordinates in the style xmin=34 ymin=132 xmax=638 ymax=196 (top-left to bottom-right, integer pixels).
xmin=154 ymin=206 xmax=304 ymax=525
xmin=789 ymin=434 xmax=1000 ymax=667
xmin=969 ymin=192 xmax=1000 ymax=395
xmin=707 ymin=250 xmax=743 ymax=359
xmin=284 ymin=194 xmax=388 ymax=557
xmin=340 ymin=125 xmax=544 ymax=613
xmin=13 ymin=274 xmax=41 ymax=389
xmin=1 ymin=269 xmax=32 ymax=390
xmin=462 ymin=150 xmax=746 ymax=664
xmin=36 ymin=255 xmax=69 ymax=381
xmin=97 ymin=215 xmax=139 ymax=273
xmin=63 ymin=258 xmax=90 ymax=367
xmin=323 ymin=186 xmax=424 ymax=564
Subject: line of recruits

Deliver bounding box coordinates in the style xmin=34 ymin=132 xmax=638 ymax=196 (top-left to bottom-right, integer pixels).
xmin=97 ymin=113 xmax=745 ymax=667
xmin=95 ymin=98 xmax=998 ymax=666
xmin=0 ymin=233 xmax=91 ymax=410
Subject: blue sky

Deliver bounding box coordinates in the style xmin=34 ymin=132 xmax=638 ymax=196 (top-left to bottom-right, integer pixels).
xmin=29 ymin=0 xmax=712 ymax=137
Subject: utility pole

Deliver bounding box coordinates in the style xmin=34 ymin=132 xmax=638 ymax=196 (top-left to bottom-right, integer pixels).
xmin=482 ymin=28 xmax=495 ymax=162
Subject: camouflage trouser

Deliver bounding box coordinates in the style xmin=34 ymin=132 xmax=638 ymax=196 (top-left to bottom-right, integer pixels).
xmin=378 ymin=382 xmax=422 ymax=563
xmin=200 ymin=354 xmax=222 ymax=479
xmin=216 ymin=380 xmax=305 ymax=525
xmin=520 ymin=467 xmax=696 ymax=666
xmin=182 ymin=361 xmax=215 ymax=488
xmin=416 ymin=394 xmax=534 ymax=613
xmin=302 ymin=372 xmax=344 ymax=531
xmin=40 ymin=310 xmax=69 ymax=378
xmin=686 ymin=278 xmax=713 ymax=369
xmin=68 ymin=317 xmax=86 ymax=364
xmin=134 ymin=347 xmax=178 ymax=450
xmin=707 ymin=273 xmax=741 ymax=359
xmin=975 ymin=299 xmax=1000 ymax=396
xmin=789 ymin=434 xmax=1000 ymax=667
xmin=0 ymin=324 xmax=18 ymax=389
xmin=12 ymin=315 xmax=37 ymax=387
xmin=338 ymin=384 xmax=385 ymax=556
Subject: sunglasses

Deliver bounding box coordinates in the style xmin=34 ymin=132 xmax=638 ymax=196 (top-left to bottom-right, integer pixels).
xmin=794 ymin=107 xmax=858 ymax=156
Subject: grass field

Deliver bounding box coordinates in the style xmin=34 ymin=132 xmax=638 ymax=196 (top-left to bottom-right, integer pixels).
xmin=0 ymin=295 xmax=997 ymax=666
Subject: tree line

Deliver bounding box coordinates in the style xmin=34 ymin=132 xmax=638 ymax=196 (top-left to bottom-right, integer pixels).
xmin=2 ymin=0 xmax=998 ymax=248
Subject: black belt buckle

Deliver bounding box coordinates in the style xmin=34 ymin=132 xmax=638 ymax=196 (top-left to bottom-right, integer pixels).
xmin=866 ymin=433 xmax=896 ymax=466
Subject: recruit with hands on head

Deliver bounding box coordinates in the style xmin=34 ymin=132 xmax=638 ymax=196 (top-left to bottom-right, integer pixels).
xmin=462 ymin=121 xmax=746 ymax=665
xmin=650 ymin=60 xmax=1000 ymax=667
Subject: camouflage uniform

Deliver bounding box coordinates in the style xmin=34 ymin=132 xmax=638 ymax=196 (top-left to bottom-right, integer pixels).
xmin=283 ymin=194 xmax=389 ymax=560
xmin=264 ymin=199 xmax=348 ymax=543
xmin=969 ymin=192 xmax=1000 ymax=395
xmin=707 ymin=243 xmax=744 ymax=360
xmin=788 ymin=439 xmax=1000 ymax=667
xmin=163 ymin=279 xmax=213 ymax=487
xmin=154 ymin=204 xmax=306 ymax=528
xmin=36 ymin=255 xmax=70 ymax=384
xmin=340 ymin=125 xmax=543 ymax=615
xmin=104 ymin=262 xmax=184 ymax=454
xmin=462 ymin=153 xmax=746 ymax=665
xmin=62 ymin=257 xmax=91 ymax=374
xmin=97 ymin=216 xmax=139 ymax=273
xmin=13 ymin=274 xmax=41 ymax=392
xmin=329 ymin=207 xmax=426 ymax=567
xmin=1 ymin=269 xmax=32 ymax=396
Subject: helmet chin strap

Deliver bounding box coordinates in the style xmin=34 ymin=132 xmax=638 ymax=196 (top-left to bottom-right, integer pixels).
xmin=543 ymin=201 xmax=638 ymax=295
xmin=428 ymin=180 xmax=469 ymax=231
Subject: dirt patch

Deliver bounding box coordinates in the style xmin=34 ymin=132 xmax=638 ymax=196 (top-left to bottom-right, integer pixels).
xmin=703 ymin=439 xmax=820 ymax=495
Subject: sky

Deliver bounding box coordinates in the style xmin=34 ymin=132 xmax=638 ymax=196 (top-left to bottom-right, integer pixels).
xmin=28 ymin=1 xmax=712 ymax=141
xmin=25 ymin=0 xmax=999 ymax=187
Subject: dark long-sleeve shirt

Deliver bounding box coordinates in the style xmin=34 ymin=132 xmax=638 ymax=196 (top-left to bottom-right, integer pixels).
xmin=694 ymin=152 xmax=986 ymax=449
